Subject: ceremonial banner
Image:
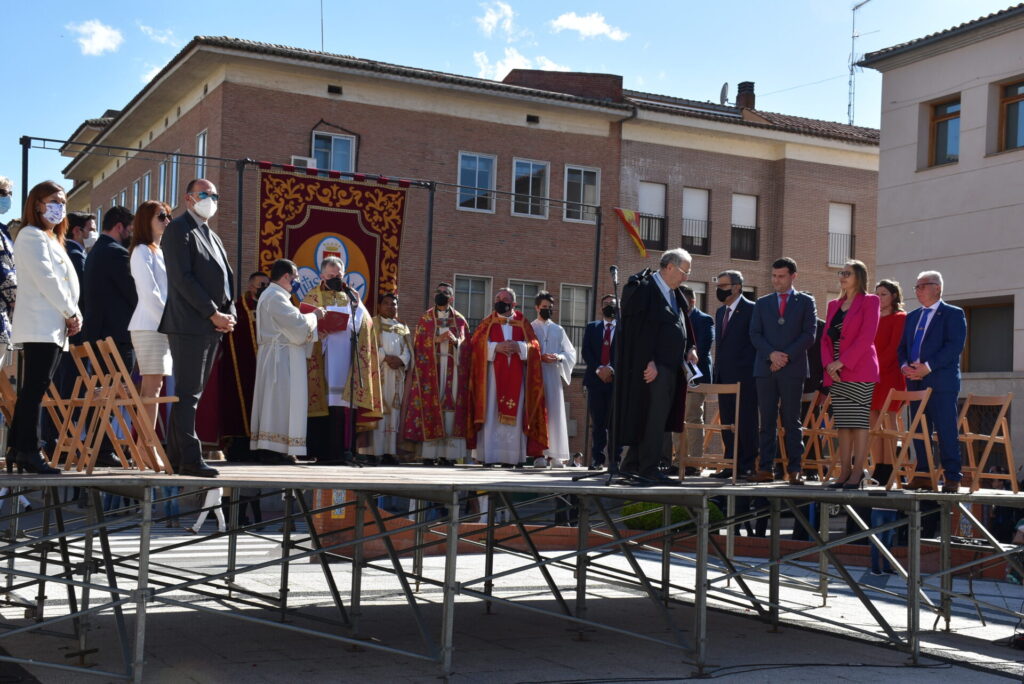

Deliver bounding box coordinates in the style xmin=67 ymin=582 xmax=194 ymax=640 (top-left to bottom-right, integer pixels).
xmin=613 ymin=207 xmax=647 ymax=258
xmin=258 ymin=169 xmax=408 ymax=308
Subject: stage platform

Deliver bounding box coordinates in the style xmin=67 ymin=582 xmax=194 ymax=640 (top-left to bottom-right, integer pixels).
xmin=0 ymin=463 xmax=1021 ymax=682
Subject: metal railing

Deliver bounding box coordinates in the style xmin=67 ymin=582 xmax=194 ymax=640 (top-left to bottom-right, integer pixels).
xmin=682 ymin=218 xmax=710 ymax=255
xmin=828 ymin=232 xmax=855 ymax=266
xmin=638 ymin=213 xmax=666 ymax=250
xmin=730 ymin=224 xmax=759 ymax=261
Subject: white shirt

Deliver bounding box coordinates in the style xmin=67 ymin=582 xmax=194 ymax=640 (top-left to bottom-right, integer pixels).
xmin=917 ymin=301 xmax=941 ymax=339
xmin=128 ymin=245 xmax=168 ymax=331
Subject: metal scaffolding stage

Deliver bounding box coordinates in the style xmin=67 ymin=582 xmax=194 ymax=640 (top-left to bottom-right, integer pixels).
xmin=0 ymin=464 xmax=1022 ymax=682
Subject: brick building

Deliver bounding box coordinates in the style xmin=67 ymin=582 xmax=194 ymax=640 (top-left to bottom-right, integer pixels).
xmin=59 ymin=36 xmax=878 ymax=456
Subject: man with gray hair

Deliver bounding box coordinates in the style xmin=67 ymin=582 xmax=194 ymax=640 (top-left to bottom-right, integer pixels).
xmin=615 ymin=249 xmax=699 ymax=484
xmin=898 ymin=270 xmax=966 ymax=492
xmin=712 ymin=269 xmax=758 ymax=478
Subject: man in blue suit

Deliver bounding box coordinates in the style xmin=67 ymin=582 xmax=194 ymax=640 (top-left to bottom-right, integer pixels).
xmin=749 ymin=257 xmax=817 ymax=484
xmin=674 ymin=285 xmax=714 ymax=468
xmin=713 ymin=270 xmax=758 ymax=477
xmin=582 ymin=294 xmax=618 ymax=469
xmin=898 ymin=270 xmax=966 ymax=493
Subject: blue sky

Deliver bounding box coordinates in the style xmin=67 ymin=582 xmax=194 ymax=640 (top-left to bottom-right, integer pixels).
xmin=0 ymin=0 xmax=1013 ymax=201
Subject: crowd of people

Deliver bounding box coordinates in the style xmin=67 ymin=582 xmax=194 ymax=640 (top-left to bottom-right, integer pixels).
xmin=0 ymin=176 xmax=969 ymax=493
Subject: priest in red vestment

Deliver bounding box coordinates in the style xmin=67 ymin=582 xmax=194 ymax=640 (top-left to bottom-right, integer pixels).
xmin=465 ymin=287 xmax=547 ymax=466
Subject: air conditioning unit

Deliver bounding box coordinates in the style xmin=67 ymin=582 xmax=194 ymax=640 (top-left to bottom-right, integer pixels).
xmin=291 ymin=156 xmax=316 ymax=169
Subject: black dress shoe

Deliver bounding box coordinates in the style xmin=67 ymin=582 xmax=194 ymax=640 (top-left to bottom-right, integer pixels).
xmin=178 ymin=463 xmax=219 ymax=478
xmin=94 ymin=452 xmax=121 ymax=468
xmin=711 ymin=469 xmax=733 ymax=479
xmin=15 ymin=450 xmax=60 ymax=475
xmin=587 ymin=464 xmax=603 ymax=471
xmin=379 ymin=454 xmax=400 ymax=466
xmin=260 ymin=452 xmax=297 ymax=465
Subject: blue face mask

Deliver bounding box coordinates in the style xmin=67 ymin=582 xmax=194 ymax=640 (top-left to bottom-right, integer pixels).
xmin=0 ymin=196 xmax=10 ymax=215
xmin=290 ymin=277 xmax=302 ymax=295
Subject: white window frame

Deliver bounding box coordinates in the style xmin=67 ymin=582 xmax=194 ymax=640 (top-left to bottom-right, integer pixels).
xmin=169 ymin=151 xmax=180 ymax=208
xmin=96 ymin=204 xmax=103 ymax=229
xmin=687 ymin=281 xmax=708 ymax=313
xmin=508 ymin=278 xmax=546 ymax=321
xmin=453 ymin=273 xmax=493 ymax=325
xmin=457 ymin=151 xmax=497 ymax=214
xmin=563 ymin=164 xmax=600 ymax=224
xmin=158 ymin=162 xmax=167 ymax=203
xmin=142 ymin=172 xmax=152 ymax=202
xmin=119 ymin=189 xmax=127 ymax=208
xmin=132 ymin=180 xmax=140 ymax=211
xmin=195 ymin=130 xmax=208 ymax=178
xmin=511 ymin=157 xmax=550 ymax=219
xmin=311 ymin=131 xmax=356 ymax=173
xmin=559 ymin=282 xmax=593 ymax=328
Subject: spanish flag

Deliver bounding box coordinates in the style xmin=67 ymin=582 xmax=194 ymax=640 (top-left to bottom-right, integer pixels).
xmin=613 ymin=208 xmax=647 ymax=257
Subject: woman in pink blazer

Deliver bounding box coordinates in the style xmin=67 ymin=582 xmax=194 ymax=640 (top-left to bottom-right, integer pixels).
xmin=821 ymin=260 xmax=880 ymax=488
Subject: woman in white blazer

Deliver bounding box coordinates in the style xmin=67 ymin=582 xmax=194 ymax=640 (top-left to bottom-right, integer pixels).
xmin=9 ymin=181 xmax=81 ymax=475
xmin=127 ymin=200 xmax=173 ymax=436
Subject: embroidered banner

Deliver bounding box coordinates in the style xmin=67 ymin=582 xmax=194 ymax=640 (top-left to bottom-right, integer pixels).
xmin=258 ymin=170 xmax=408 ymax=308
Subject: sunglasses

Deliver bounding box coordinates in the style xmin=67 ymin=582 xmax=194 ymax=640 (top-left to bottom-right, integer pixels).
xmin=837 ymin=270 xmax=853 ymax=278
xmin=0 ymin=189 xmax=11 ymax=198
xmin=191 ymin=191 xmax=219 ymax=202
xmin=157 ymin=213 xmax=171 ymax=222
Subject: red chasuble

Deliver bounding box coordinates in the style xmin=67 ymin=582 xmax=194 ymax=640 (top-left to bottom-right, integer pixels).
xmin=402 ymin=307 xmax=470 ymax=441
xmin=464 ymin=311 xmax=548 ymax=457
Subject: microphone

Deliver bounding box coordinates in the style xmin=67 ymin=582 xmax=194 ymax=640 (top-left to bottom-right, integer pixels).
xmin=610 ymin=265 xmax=619 ymax=285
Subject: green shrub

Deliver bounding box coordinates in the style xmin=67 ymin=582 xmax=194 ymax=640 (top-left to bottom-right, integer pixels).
xmin=620 ymin=500 xmax=724 ymax=531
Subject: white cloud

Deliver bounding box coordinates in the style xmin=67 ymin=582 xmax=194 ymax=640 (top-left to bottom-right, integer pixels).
xmin=141 ymin=64 xmax=162 ymax=83
xmin=474 ymin=47 xmax=568 ymax=80
xmin=138 ymin=23 xmax=179 ymax=47
xmin=475 ymin=1 xmax=529 ymax=42
xmin=549 ymin=12 xmax=628 ymax=41
xmin=67 ymin=19 xmax=124 ymax=56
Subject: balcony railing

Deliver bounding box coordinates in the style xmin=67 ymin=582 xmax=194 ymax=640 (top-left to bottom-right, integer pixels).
xmin=730 ymin=224 xmax=759 ymax=261
xmin=828 ymin=232 xmax=855 ymax=267
xmin=682 ymin=218 xmax=710 ymax=255
xmin=638 ymin=213 xmax=666 ymax=250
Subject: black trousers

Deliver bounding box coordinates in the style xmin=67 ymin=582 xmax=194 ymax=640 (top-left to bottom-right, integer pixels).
xmin=10 ymin=343 xmax=62 ymax=454
xmin=167 ymin=333 xmax=221 ymax=468
xmin=621 ymin=363 xmax=677 ymax=478
xmin=756 ymin=375 xmax=805 ymax=473
xmin=586 ymin=383 xmax=613 ymax=466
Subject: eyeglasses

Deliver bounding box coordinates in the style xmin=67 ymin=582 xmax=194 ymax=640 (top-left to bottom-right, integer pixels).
xmin=914 ymin=282 xmax=939 ymax=290
xmin=156 ymin=213 xmax=171 ymax=222
xmin=0 ymin=189 xmax=11 ymax=198
xmin=837 ymin=270 xmax=853 ymax=278
xmin=190 ymin=191 xmax=219 ymax=202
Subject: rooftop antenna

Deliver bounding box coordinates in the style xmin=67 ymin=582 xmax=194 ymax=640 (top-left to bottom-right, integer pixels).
xmin=848 ymin=0 xmax=874 ymax=125
xmin=719 ymin=82 xmax=729 ymax=106
xmin=320 ymin=0 xmax=325 ymax=51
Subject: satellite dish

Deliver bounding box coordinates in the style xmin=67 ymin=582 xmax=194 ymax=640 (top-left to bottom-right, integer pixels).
xmin=719 ymin=82 xmax=729 ymax=106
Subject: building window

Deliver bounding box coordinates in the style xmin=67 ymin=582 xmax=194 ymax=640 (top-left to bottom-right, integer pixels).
xmin=457 ymin=152 xmax=496 ymax=212
xmin=196 ymin=130 xmax=208 ymax=178
xmin=455 ymin=275 xmax=491 ymax=329
xmin=158 ymin=162 xmax=167 ymax=203
xmin=730 ymin=193 xmax=759 ymax=260
xmin=560 ymin=284 xmax=592 ymax=355
xmin=564 ymin=165 xmax=599 ymax=222
xmin=142 ymin=172 xmax=152 ymax=202
xmin=508 ymin=279 xmax=544 ymax=321
xmin=638 ymin=181 xmax=666 ymax=250
xmin=827 ymin=202 xmax=854 ymax=266
xmin=169 ymin=152 xmax=180 ymax=207
xmin=512 ymin=158 xmax=548 ymax=218
xmin=681 ymin=187 xmax=710 ymax=255
xmin=132 ymin=180 xmax=140 ymax=211
xmin=930 ymin=99 xmax=960 ymax=166
xmin=956 ymin=301 xmax=1013 ymax=372
xmin=312 ymin=132 xmax=355 ymax=173
xmin=687 ymin=281 xmax=707 ymax=313
xmin=96 ymin=204 xmax=103 ymax=229
xmin=1001 ymin=80 xmax=1024 ymax=151
xmin=120 ymin=189 xmax=127 ymax=208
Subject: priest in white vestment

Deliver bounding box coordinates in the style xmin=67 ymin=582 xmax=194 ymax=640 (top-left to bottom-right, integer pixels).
xmin=362 ymin=292 xmax=411 ymax=463
xmin=250 ymin=259 xmax=322 ymax=460
xmin=531 ymin=292 xmax=577 ymax=468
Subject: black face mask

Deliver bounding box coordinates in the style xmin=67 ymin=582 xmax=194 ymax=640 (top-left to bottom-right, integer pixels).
xmin=716 ymin=287 xmax=733 ymax=303
xmin=325 ymin=277 xmax=344 ymax=292
xmin=255 ymin=283 xmax=268 ymax=299
xmin=538 ymin=308 xmax=552 ymax=320
xmin=434 ymin=292 xmax=450 ymax=307
xmin=602 ymin=305 xmax=616 ymax=319
xmin=494 ymin=301 xmax=512 ymax=315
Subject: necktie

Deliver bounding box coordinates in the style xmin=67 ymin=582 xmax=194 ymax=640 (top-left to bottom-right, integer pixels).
xmin=778 ymin=293 xmax=789 ymax=317
xmin=910 ymin=308 xmax=932 ymax=362
xmin=670 ymin=292 xmax=679 ymax=315
xmin=722 ymin=307 xmax=731 ymax=337
xmin=601 ymin=323 xmax=612 ymax=366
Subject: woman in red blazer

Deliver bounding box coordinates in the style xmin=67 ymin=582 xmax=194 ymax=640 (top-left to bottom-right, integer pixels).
xmin=821 ymin=260 xmax=880 ymax=488
xmin=868 ymin=279 xmax=907 ymax=485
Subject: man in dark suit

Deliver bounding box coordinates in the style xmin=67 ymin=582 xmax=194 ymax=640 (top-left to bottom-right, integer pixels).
xmin=581 ymin=294 xmax=618 ymax=470
xmin=713 ymin=270 xmax=758 ymax=477
xmin=898 ymin=270 xmax=967 ymax=493
xmin=674 ymin=285 xmax=714 ymax=468
xmin=749 ymin=257 xmax=817 ymax=484
xmin=160 ymin=178 xmax=237 ymax=477
xmin=616 ymin=249 xmax=697 ymax=483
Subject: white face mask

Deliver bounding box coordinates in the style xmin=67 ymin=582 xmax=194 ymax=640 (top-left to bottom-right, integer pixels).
xmin=84 ymin=231 xmax=98 ymax=249
xmin=42 ymin=202 xmax=66 ymax=225
xmin=193 ymin=197 xmax=217 ymax=220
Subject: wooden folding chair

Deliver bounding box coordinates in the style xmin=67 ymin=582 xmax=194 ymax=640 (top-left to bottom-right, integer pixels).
xmin=50 ymin=342 xmax=120 ymax=471
xmin=682 ymin=383 xmax=741 ymax=483
xmin=797 ymin=393 xmax=838 ymax=480
xmin=774 ymin=391 xmax=820 ymax=475
xmin=870 ymin=388 xmax=935 ymax=490
xmin=957 ymin=393 xmax=1016 ymax=493
xmin=94 ymin=337 xmax=177 ymax=473
xmin=0 ymin=365 xmax=17 ymax=425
